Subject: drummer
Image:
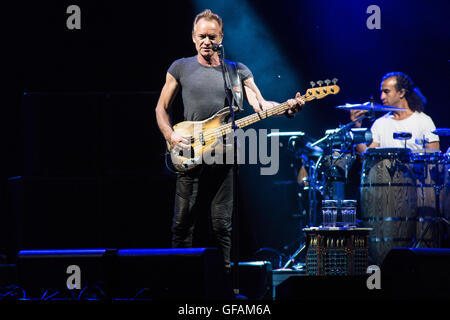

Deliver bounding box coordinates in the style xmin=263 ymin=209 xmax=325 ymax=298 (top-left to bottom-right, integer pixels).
xmin=351 ymin=72 xmax=440 ymax=154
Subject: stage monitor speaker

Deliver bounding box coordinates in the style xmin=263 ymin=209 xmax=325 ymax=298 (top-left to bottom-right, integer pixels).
xmin=116 ymin=248 xmax=232 ymax=300
xmin=0 ymin=264 xmax=17 ymax=287
xmin=381 ymin=248 xmax=450 ymax=299
xmin=17 ymin=249 xmax=116 ymax=300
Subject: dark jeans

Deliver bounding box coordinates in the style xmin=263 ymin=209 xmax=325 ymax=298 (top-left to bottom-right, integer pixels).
xmin=171 ymin=164 xmax=234 ymax=266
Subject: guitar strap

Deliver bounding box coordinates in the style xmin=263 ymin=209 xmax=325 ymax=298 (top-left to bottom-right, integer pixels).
xmin=224 ymin=60 xmax=244 ymax=112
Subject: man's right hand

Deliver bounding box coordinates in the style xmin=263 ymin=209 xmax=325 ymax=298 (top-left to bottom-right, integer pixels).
xmin=169 ymin=131 xmax=191 ymax=150
xmin=350 ymin=110 xmax=366 ymax=127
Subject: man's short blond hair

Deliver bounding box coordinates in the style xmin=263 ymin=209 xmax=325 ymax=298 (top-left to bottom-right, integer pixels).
xmin=192 ymin=9 xmax=223 ymax=36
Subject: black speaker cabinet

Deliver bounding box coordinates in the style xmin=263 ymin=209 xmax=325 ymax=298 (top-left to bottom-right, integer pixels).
xmin=115 ymin=248 xmax=232 ymax=300
xmin=232 ymin=261 xmax=272 ymax=300
xmin=17 ymin=249 xmax=116 ymax=299
xmin=381 ymin=248 xmax=450 ymax=299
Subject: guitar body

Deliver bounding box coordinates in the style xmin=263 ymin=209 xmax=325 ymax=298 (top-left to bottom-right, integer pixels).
xmin=168 ymin=107 xmax=232 ymax=172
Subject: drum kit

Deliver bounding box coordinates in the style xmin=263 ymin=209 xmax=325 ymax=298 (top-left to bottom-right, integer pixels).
xmin=278 ymin=101 xmax=450 ymax=268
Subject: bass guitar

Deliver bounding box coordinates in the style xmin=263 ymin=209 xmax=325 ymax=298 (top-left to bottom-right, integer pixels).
xmin=168 ymin=79 xmax=340 ymax=172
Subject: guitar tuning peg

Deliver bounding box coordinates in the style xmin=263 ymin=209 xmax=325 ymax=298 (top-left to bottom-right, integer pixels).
xmin=332 ymin=78 xmax=338 ymax=84
xmin=310 ymin=81 xmax=316 ymax=88
xmin=324 ymin=79 xmax=331 ymax=86
xmin=317 ymin=80 xmax=323 ymax=86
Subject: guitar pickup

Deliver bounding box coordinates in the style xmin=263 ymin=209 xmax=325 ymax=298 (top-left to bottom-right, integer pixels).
xmin=199 ymin=132 xmax=205 ymax=146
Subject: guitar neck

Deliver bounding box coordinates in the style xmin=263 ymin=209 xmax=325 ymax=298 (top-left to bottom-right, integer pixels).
xmin=215 ymin=100 xmax=294 ymax=137
xmin=237 ymin=101 xmax=293 ymax=128
xmin=211 ymin=83 xmax=340 ymax=138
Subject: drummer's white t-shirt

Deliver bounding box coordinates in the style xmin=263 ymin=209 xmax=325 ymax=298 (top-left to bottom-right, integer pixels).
xmin=370 ymin=111 xmax=439 ymax=150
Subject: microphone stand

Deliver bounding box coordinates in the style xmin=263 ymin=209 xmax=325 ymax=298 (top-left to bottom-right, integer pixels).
xmin=216 ymin=45 xmax=240 ymax=297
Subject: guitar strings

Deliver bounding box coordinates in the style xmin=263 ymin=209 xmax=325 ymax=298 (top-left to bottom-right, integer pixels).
xmin=190 ymin=101 xmax=291 ymax=147
xmin=191 ymin=93 xmax=310 ymax=147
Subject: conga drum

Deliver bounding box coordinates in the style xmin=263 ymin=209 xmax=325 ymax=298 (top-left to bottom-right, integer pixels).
xmin=360 ymin=148 xmax=417 ymax=265
xmin=412 ymin=150 xmax=447 ymax=247
xmin=443 ymin=151 xmax=450 ymax=246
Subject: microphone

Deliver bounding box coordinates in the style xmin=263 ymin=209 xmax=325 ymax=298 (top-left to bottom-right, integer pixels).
xmin=212 ymin=43 xmax=223 ymax=52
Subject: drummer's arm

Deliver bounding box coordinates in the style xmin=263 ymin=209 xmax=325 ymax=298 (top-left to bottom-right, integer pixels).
xmin=351 ymin=110 xmax=378 ymax=155
xmin=355 ymin=141 xmax=379 ymax=156
xmin=297 ymin=165 xmax=309 ymax=186
xmin=426 ymin=141 xmax=440 ymax=150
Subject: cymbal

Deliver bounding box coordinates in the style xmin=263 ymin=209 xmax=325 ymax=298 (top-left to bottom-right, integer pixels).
xmin=267 ymin=131 xmax=305 ymax=137
xmin=432 ymin=128 xmax=450 ymax=136
xmin=336 ymin=102 xmax=404 ymax=112
xmin=268 ymin=132 xmax=323 ymax=156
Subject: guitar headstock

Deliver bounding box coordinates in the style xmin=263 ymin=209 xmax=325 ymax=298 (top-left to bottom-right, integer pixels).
xmin=304 ymin=78 xmax=340 ymax=101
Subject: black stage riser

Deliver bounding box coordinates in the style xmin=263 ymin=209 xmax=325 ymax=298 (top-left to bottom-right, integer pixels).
xmin=276 ymin=275 xmax=385 ymax=300
xmin=277 ymin=247 xmax=450 ymax=300
xmin=381 ymin=247 xmax=450 ymax=300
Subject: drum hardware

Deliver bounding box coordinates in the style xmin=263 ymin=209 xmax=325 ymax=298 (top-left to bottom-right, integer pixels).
xmin=414 ymin=184 xmax=448 ymax=248
xmin=281 ymin=157 xmax=321 ymax=269
xmin=268 ymin=131 xmax=324 ymax=159
xmin=301 ymin=115 xmax=373 ymax=221
xmin=285 ymin=121 xmax=365 ymax=272
xmin=268 ymin=131 xmax=324 ymax=269
xmin=361 ymin=216 xmax=420 ymax=222
xmin=415 ymin=137 xmax=429 ymax=150
xmin=432 ymin=128 xmax=450 ymax=136
xmin=393 ymin=131 xmax=412 ymax=149
xmin=280 ymin=121 xmax=449 ymax=268
xmin=281 ymin=139 xmax=333 ymax=268
xmin=413 ymin=151 xmax=449 ymax=248
xmin=322 ymin=128 xmax=373 ymax=152
xmin=310 ymin=123 xmax=370 ymax=200
xmin=287 ymin=136 xmax=323 ymax=158
xmin=310 ymin=111 xmax=372 ymax=150
xmin=283 ymin=244 xmax=306 ymax=269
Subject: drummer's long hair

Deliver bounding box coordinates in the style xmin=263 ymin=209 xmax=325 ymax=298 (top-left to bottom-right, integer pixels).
xmin=382 ymin=72 xmax=427 ymax=112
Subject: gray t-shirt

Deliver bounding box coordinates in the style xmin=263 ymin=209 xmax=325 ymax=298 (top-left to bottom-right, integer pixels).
xmin=168 ymin=56 xmax=253 ymax=121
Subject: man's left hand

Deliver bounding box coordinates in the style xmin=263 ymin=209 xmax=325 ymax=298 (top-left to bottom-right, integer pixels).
xmin=285 ymin=92 xmax=305 ymax=117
